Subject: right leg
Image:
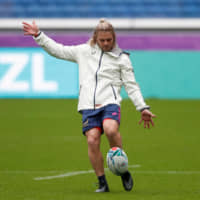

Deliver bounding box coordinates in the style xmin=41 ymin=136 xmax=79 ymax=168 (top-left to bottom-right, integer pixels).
xmin=85 ymin=128 xmax=109 ymax=192
xmin=85 ymin=128 xmax=104 ymax=177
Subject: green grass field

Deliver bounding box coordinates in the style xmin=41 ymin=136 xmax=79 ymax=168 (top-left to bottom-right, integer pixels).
xmin=0 ymin=99 xmax=200 ymax=200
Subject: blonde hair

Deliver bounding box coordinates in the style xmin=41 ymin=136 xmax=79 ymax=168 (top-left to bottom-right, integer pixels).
xmin=89 ymin=18 xmax=116 ymax=47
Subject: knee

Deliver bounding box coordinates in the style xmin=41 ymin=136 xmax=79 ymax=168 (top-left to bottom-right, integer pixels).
xmin=87 ymin=134 xmax=100 ymax=147
xmin=103 ymin=119 xmax=119 ymax=136
xmin=104 ymin=124 xmax=118 ymax=138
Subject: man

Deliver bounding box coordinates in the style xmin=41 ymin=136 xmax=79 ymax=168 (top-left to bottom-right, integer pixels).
xmin=22 ymin=19 xmax=156 ymax=192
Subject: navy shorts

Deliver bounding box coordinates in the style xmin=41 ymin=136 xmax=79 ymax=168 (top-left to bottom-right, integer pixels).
xmin=81 ymin=104 xmax=121 ymax=135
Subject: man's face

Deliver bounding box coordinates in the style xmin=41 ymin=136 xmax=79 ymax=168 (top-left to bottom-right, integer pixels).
xmin=96 ymin=31 xmax=114 ymax=52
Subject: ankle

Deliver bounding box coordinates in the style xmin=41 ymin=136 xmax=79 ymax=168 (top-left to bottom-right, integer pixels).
xmin=98 ymin=174 xmax=108 ymax=186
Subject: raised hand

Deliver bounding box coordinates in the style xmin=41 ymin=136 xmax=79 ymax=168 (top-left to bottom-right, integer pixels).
xmin=22 ymin=20 xmax=39 ymax=37
xmin=139 ymin=109 xmax=156 ymax=128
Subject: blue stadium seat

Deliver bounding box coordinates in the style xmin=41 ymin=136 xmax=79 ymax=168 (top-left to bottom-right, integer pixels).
xmin=0 ymin=0 xmax=200 ymax=18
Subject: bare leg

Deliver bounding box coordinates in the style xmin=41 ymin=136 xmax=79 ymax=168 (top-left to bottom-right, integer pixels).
xmin=103 ymin=119 xmax=122 ymax=148
xmin=85 ymin=128 xmax=104 ymax=176
xmin=103 ymin=119 xmax=133 ymax=191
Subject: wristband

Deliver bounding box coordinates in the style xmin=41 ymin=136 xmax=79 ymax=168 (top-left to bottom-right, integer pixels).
xmin=34 ymin=31 xmax=41 ymax=38
xmin=140 ymin=107 xmax=150 ymax=112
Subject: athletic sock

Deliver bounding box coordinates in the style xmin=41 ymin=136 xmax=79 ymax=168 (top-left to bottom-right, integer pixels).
xmin=98 ymin=174 xmax=107 ymax=186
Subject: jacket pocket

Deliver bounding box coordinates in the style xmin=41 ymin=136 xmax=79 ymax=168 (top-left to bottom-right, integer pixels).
xmin=79 ymin=83 xmax=94 ymax=106
xmin=111 ymin=84 xmax=117 ymax=100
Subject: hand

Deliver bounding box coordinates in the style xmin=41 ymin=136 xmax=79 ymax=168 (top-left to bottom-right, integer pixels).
xmin=22 ymin=20 xmax=39 ymax=37
xmin=139 ymin=109 xmax=156 ymax=128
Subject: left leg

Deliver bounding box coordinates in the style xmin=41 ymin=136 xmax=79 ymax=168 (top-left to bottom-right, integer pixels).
xmin=103 ymin=118 xmax=133 ymax=191
xmin=103 ymin=119 xmax=133 ymax=191
xmin=103 ymin=119 xmax=122 ymax=148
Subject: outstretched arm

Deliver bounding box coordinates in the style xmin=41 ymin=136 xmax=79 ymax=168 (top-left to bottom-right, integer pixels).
xmin=120 ymin=55 xmax=156 ymax=128
xmin=22 ymin=20 xmax=40 ymax=37
xmin=22 ymin=20 xmax=80 ymax=62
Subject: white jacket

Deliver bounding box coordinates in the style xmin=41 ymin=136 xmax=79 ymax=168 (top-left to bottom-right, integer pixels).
xmin=34 ymin=32 xmax=150 ymax=111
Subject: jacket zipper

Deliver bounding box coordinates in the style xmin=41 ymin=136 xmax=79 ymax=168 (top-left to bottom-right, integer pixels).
xmin=93 ymin=51 xmax=104 ymax=109
xmin=111 ymin=84 xmax=117 ymax=100
xmin=79 ymin=85 xmax=82 ymax=97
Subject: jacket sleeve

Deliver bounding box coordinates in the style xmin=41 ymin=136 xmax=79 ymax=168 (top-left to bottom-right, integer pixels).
xmin=120 ymin=54 xmax=150 ymax=111
xmin=34 ymin=32 xmax=80 ymax=62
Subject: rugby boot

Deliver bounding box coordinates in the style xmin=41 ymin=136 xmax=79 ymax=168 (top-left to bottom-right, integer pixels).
xmin=121 ymin=171 xmax=133 ymax=191
xmin=95 ymin=183 xmax=109 ymax=192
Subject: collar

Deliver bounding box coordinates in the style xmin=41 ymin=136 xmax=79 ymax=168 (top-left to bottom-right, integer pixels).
xmin=94 ymin=44 xmax=124 ymax=58
xmin=108 ymin=45 xmax=123 ymax=57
